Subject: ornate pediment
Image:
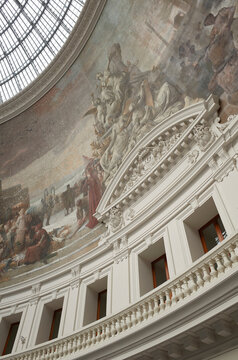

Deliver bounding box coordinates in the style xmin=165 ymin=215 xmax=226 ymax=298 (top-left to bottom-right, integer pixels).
xmin=95 ymin=95 xmax=219 ymax=226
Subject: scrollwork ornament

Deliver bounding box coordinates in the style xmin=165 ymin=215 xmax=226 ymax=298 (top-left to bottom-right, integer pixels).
xmin=193 ymin=123 xmax=214 ymax=151
xmin=109 ymin=207 xmax=124 ymax=233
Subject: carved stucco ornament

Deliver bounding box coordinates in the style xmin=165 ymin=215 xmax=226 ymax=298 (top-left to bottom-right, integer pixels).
xmin=193 ymin=123 xmax=215 ymax=151
xmin=188 ymin=149 xmax=200 ymax=164
xmin=108 ymin=207 xmax=124 ymax=233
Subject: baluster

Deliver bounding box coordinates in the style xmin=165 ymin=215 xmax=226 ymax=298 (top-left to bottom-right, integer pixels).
xmin=176 ymin=280 xmax=184 ymax=301
xmin=159 ymin=292 xmax=165 ymax=311
xmin=131 ymin=308 xmax=137 ymax=326
xmin=121 ymin=314 xmax=127 ymax=331
xmin=86 ymin=330 xmax=92 ymax=347
xmin=153 ymin=295 xmax=160 ymax=314
xmin=63 ymin=340 xmax=69 ymax=356
xmin=165 ymin=289 xmax=171 ymax=308
xmin=78 ymin=335 xmax=83 ymax=350
xmin=46 ymin=347 xmax=51 ymax=359
xmin=82 ymin=333 xmax=87 ymax=348
xmin=72 ymin=336 xmax=77 ymax=352
xmin=126 ymin=311 xmax=132 ymax=328
xmin=43 ymin=348 xmax=48 ymax=359
xmin=116 ymin=316 xmax=122 ymax=334
xmin=171 ymin=285 xmax=177 ymax=305
xmin=221 ymin=249 xmax=232 ymax=270
xmin=209 ymin=259 xmax=217 ymax=279
xmin=48 ymin=346 xmax=53 ymax=360
xmin=105 ymin=322 xmax=111 ymax=340
xmin=182 ymin=277 xmax=191 ymax=297
xmin=96 ymin=326 xmax=102 ymax=343
xmin=147 ymin=298 xmax=154 ymax=318
xmin=91 ymin=329 xmax=97 ymax=344
xmin=110 ymin=320 xmax=117 ymax=336
xmin=234 ymin=240 xmax=238 ymax=259
xmin=202 ymin=264 xmax=210 ymax=284
xmin=101 ymin=323 xmax=107 ymax=340
xmin=60 ymin=341 xmax=64 ymax=357
xmin=188 ymin=273 xmax=197 ymax=293
xmin=142 ymin=302 xmax=148 ymax=320
xmin=228 ymin=243 xmax=238 ymax=264
xmin=214 ymin=254 xmax=225 ymax=274
xmin=69 ymin=338 xmax=74 ymax=354
xmin=195 ymin=269 xmax=204 ymax=288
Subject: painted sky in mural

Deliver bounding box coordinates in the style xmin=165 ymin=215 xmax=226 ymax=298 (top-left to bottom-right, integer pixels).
xmin=0 ymin=0 xmax=238 ymax=283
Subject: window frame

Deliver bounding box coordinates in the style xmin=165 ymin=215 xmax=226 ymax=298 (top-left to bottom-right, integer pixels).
xmin=2 ymin=321 xmax=20 ymax=356
xmin=199 ymin=215 xmax=226 ymax=253
xmin=151 ymin=254 xmax=169 ymax=289
xmin=48 ymin=308 xmax=62 ymax=341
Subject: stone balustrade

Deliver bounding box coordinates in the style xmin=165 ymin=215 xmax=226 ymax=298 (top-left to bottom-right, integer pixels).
xmin=1 ymin=233 xmax=237 ymax=360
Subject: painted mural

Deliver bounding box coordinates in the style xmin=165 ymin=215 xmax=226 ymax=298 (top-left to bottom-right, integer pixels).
xmin=0 ymin=0 xmax=238 ymax=285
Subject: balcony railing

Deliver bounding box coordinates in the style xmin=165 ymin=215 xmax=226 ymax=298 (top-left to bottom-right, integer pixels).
xmin=1 ymin=233 xmax=238 ymax=359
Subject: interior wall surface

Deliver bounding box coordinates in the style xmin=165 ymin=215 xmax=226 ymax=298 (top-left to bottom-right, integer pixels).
xmin=0 ymin=0 xmax=238 ymax=286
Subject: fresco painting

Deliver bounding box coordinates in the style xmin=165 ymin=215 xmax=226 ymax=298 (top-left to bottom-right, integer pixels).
xmin=0 ymin=0 xmax=238 ymax=284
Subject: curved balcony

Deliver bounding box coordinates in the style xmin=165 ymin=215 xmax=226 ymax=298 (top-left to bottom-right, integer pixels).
xmin=1 ymin=232 xmax=237 ymax=360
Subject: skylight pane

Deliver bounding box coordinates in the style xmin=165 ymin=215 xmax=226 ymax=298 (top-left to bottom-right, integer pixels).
xmin=0 ymin=0 xmax=85 ymax=102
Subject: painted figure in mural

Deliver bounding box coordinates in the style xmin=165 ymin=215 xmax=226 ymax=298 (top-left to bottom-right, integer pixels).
xmin=82 ymin=162 xmax=102 ymax=229
xmin=42 ymin=187 xmax=56 ymax=226
xmin=100 ymin=115 xmax=130 ymax=180
xmin=14 ymin=208 xmax=27 ymax=254
xmin=62 ymin=184 xmax=75 ymax=215
xmin=204 ymin=6 xmax=238 ymax=102
xmin=85 ymin=42 xmax=186 ymax=185
xmin=24 ymin=222 xmax=51 ymax=265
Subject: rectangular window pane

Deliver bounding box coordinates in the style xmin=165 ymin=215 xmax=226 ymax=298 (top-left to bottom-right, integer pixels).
xmin=201 ymin=223 xmax=219 ymax=252
xmin=152 ymin=255 xmax=169 ymax=288
xmin=97 ymin=290 xmax=107 ymax=320
xmin=2 ymin=322 xmax=20 ymax=355
xmin=217 ymin=217 xmax=227 ymax=239
xmin=49 ymin=309 xmax=62 ymax=340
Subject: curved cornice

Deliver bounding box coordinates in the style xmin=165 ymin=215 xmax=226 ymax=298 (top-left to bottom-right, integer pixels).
xmin=0 ymin=0 xmax=107 ymax=125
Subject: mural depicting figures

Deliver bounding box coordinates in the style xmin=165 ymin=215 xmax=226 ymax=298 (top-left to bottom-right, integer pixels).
xmin=0 ymin=0 xmax=238 ymax=284
xmin=87 ymin=42 xmax=185 ymax=184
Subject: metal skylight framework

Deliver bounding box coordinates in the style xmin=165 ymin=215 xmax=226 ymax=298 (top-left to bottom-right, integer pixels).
xmin=0 ymin=0 xmax=85 ymax=103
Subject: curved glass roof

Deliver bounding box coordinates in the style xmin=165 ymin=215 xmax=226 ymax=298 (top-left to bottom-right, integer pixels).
xmin=0 ymin=0 xmax=85 ymax=103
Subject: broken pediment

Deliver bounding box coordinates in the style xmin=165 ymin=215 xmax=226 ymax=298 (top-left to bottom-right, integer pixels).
xmin=95 ymin=95 xmax=220 ymax=225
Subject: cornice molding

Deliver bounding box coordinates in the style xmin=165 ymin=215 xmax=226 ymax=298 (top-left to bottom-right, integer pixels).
xmin=0 ymin=0 xmax=107 ymax=125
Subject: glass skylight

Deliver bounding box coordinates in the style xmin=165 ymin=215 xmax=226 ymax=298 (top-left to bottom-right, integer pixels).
xmin=0 ymin=0 xmax=86 ymax=103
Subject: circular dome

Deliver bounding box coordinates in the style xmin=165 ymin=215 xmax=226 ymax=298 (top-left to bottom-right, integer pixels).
xmin=0 ymin=0 xmax=85 ymax=103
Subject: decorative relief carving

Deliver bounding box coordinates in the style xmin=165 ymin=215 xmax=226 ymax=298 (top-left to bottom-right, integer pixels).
xmin=193 ymin=123 xmax=215 ymax=151
xmin=215 ymin=157 xmax=238 ymax=183
xmin=20 ymin=336 xmax=26 ymax=345
xmin=120 ymin=130 xmax=184 ymax=196
xmin=113 ymin=236 xmax=129 ymax=264
xmin=71 ymin=265 xmax=81 ymax=278
xmin=125 ymin=207 xmax=136 ymax=222
xmin=188 ymin=149 xmax=199 ymax=164
xmin=108 ymin=207 xmax=124 ymax=233
xmin=32 ymin=283 xmax=41 ymax=295
xmin=70 ymin=265 xmax=81 ymax=289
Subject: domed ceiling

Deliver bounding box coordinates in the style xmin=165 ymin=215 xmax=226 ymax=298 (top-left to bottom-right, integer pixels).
xmin=0 ymin=0 xmax=238 ymax=286
xmin=0 ymin=0 xmax=85 ymax=103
